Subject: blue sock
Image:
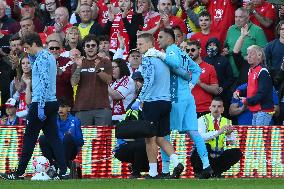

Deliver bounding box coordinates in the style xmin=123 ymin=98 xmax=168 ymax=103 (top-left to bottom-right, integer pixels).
xmin=188 ymin=130 xmax=210 ymax=169
xmin=161 ymin=135 xmax=170 ymax=173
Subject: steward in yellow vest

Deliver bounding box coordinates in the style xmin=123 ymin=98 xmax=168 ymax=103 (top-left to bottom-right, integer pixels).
xmin=190 ymin=97 xmax=242 ymax=178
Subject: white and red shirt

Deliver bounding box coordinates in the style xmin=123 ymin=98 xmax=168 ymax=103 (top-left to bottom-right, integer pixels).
xmin=110 ymin=76 xmax=135 ymax=121
xmin=109 ymin=10 xmax=133 ymax=56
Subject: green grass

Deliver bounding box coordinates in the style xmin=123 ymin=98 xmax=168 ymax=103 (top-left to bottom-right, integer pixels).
xmin=1 ymin=178 xmax=284 ymax=189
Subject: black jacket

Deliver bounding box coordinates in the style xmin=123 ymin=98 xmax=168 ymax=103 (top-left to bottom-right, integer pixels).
xmin=204 ymin=37 xmax=235 ymax=91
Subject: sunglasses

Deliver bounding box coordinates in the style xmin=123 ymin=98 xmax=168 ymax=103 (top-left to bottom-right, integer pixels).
xmin=49 ymin=46 xmax=60 ymax=50
xmin=186 ymin=48 xmax=196 ymax=53
xmin=85 ymin=44 xmax=97 ymax=48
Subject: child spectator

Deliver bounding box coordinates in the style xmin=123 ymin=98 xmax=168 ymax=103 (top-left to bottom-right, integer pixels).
xmin=0 ymin=98 xmax=21 ymax=125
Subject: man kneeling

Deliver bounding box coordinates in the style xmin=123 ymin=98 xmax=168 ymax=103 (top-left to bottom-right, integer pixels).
xmin=39 ymin=98 xmax=84 ymax=178
xmin=190 ymin=97 xmax=242 ymax=178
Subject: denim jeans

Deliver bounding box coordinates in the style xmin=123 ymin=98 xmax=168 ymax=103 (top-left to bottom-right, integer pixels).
xmin=252 ymin=111 xmax=273 ymax=126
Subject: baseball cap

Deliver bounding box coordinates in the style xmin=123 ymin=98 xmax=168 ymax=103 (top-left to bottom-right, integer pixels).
xmin=5 ymin=98 xmax=17 ymax=108
xmin=132 ymin=71 xmax=143 ymax=80
xmin=21 ymin=0 xmax=35 ymax=7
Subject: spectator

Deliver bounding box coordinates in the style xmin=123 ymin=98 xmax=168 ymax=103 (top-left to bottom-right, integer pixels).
xmin=136 ymin=0 xmax=158 ymax=25
xmin=108 ymin=58 xmax=135 ymax=123
xmin=231 ymin=23 xmax=251 ymax=88
xmin=179 ymin=40 xmax=189 ymax=52
xmin=70 ymin=0 xmax=98 ymax=25
xmin=46 ymin=35 xmax=74 ymax=107
xmin=41 ymin=0 xmax=59 ymax=26
xmin=0 ymin=98 xmax=21 ymax=125
xmin=190 ymin=97 xmax=242 ymax=178
xmin=71 ymin=34 xmax=112 ymax=126
xmin=190 ymin=11 xmax=220 ymax=59
xmin=173 ymin=0 xmax=206 ymax=38
xmin=204 ymin=37 xmax=234 ymax=118
xmin=264 ymin=20 xmax=284 ymax=81
xmin=18 ymin=16 xmax=47 ymax=44
xmin=12 ymin=0 xmax=45 ymax=33
xmin=274 ymin=61 xmax=284 ymax=124
xmin=19 ymin=16 xmax=34 ymax=38
xmin=245 ymin=0 xmax=277 ymax=41
xmin=234 ymin=45 xmax=274 ymax=126
xmin=279 ymin=5 xmax=284 ymax=20
xmin=39 ymin=98 xmax=84 ymax=177
xmin=201 ymin=0 xmax=238 ymax=43
xmin=0 ymin=30 xmax=10 ymax=56
xmin=0 ymin=35 xmax=16 ymax=115
xmin=108 ymin=0 xmax=143 ymax=55
xmin=142 ymin=0 xmax=187 ymax=42
xmin=61 ymin=26 xmax=83 ymax=57
xmin=0 ymin=0 xmax=16 ymax=35
xmin=75 ymin=4 xmax=104 ymax=39
xmin=10 ymin=54 xmax=31 ymax=120
xmin=127 ymin=49 xmax=142 ymax=76
xmin=5 ymin=35 xmax=23 ymax=84
xmin=173 ymin=26 xmax=185 ymax=46
xmin=45 ymin=7 xmax=73 ymax=38
xmin=131 ymin=71 xmax=144 ymax=97
xmin=225 ymin=7 xmax=267 ymax=77
xmin=98 ymin=35 xmax=114 ymax=60
xmin=96 ymin=0 xmax=115 ymax=27
xmin=189 ymin=40 xmax=219 ymax=118
xmin=229 ymin=83 xmax=279 ymax=125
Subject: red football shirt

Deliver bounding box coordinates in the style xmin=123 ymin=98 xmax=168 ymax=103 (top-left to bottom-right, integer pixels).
xmin=190 ymin=32 xmax=220 ymax=58
xmin=250 ymin=1 xmax=277 ymax=42
xmin=192 ymin=61 xmax=219 ymax=113
xmin=143 ymin=14 xmax=187 ymax=37
xmin=207 ymin=0 xmax=236 ymax=44
xmin=143 ymin=15 xmax=187 ymax=49
xmin=97 ymin=0 xmax=118 ymax=27
xmin=45 ymin=23 xmax=73 ymax=36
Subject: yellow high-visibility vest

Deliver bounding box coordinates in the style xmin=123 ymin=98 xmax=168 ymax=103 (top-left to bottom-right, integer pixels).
xmin=203 ymin=113 xmax=231 ymax=153
xmin=78 ymin=21 xmax=94 ymax=39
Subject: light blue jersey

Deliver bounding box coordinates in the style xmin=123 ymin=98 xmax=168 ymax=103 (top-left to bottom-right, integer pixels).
xmin=30 ymin=49 xmax=57 ymax=108
xmin=161 ymin=44 xmax=210 ymax=172
xmin=164 ymin=44 xmax=201 ymax=103
xmin=139 ymin=55 xmax=171 ymax=102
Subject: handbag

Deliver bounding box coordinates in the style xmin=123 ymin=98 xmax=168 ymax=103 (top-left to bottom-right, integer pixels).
xmin=115 ymin=110 xmax=156 ymax=139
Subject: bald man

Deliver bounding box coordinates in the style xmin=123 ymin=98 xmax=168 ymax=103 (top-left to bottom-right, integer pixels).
xmin=45 ymin=7 xmax=73 ymax=36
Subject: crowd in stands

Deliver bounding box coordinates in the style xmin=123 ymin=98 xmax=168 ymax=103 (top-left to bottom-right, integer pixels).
xmin=0 ymin=0 xmax=284 ymax=126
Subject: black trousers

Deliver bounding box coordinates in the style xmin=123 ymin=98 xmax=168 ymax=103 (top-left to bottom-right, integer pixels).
xmin=190 ymin=144 xmax=242 ymax=176
xmin=39 ymin=133 xmax=78 ymax=168
xmin=114 ymin=139 xmax=149 ymax=174
xmin=16 ymin=102 xmax=67 ymax=175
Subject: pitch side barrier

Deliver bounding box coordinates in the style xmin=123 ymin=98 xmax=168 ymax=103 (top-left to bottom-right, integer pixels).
xmin=0 ymin=125 xmax=283 ymax=178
